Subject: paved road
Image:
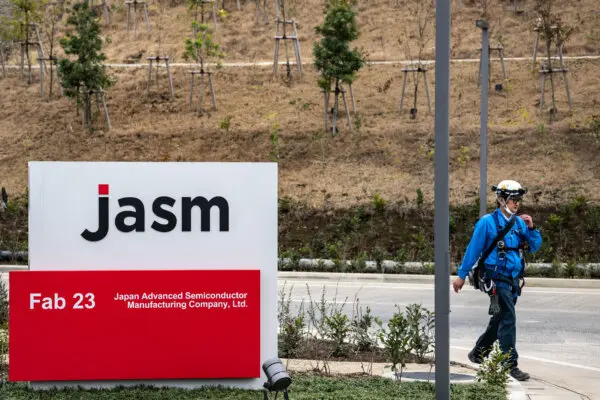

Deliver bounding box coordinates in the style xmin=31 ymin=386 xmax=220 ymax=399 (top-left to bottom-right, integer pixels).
xmin=2 ymin=272 xmax=599 ymax=398
xmin=277 ymin=276 xmax=600 ymax=399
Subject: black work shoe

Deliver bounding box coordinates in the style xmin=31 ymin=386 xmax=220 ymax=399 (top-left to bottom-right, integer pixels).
xmin=468 ymin=350 xmax=483 ymax=364
xmin=510 ymin=367 xmax=530 ymax=381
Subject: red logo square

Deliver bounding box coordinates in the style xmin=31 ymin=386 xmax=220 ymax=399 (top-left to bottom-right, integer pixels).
xmin=98 ymin=184 xmax=109 ymax=195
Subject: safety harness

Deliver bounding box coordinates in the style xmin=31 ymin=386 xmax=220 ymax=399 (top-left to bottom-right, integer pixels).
xmin=469 ymin=211 xmax=527 ymax=315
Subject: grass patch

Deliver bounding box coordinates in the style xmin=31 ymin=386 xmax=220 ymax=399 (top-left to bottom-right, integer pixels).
xmin=1 ymin=373 xmax=507 ymax=400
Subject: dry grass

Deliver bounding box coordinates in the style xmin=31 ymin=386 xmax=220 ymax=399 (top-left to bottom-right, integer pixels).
xmin=1 ymin=0 xmax=600 ymax=209
xmin=2 ymin=0 xmax=599 ymax=65
xmin=97 ymin=0 xmax=600 ymax=62
xmin=1 ymin=53 xmax=600 ymax=208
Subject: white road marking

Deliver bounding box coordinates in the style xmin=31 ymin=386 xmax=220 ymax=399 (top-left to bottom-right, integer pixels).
xmin=279 ymin=282 xmax=600 ymax=296
xmin=288 ymin=299 xmax=599 ymax=315
xmin=452 ymin=346 xmax=600 ymax=373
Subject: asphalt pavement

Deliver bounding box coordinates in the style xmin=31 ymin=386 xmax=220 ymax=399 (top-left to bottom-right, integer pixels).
xmin=1 ymin=268 xmax=599 ymax=398
xmin=277 ymin=272 xmax=600 ymax=399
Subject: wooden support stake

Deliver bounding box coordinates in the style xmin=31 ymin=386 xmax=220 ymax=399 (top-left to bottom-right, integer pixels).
xmin=100 ymin=90 xmax=111 ymax=130
xmin=533 ymin=26 xmax=540 ymax=63
xmin=1 ymin=43 xmax=6 ymax=78
xmin=255 ymin=0 xmax=268 ymax=25
xmin=19 ymin=23 xmax=47 ymax=82
xmin=38 ymin=57 xmax=63 ymax=98
xmin=341 ymin=89 xmax=352 ymax=131
xmin=399 ymin=64 xmax=432 ymax=114
xmin=533 ymin=24 xmax=558 ymax=64
xmin=478 ymin=45 xmax=507 ymax=87
xmin=80 ymin=88 xmax=111 ymax=130
xmin=323 ymin=89 xmax=329 ymax=132
xmin=20 ymin=43 xmax=25 ymax=80
xmin=348 ymin=83 xmax=356 ymax=114
xmin=91 ymin=0 xmax=111 ymax=24
xmin=189 ymin=70 xmax=217 ymax=112
xmin=103 ymin=0 xmax=111 ymax=25
xmin=146 ymin=56 xmax=174 ymax=98
xmin=39 ymin=57 xmax=44 ymax=97
xmin=558 ymin=44 xmax=573 ymax=110
xmin=539 ymin=64 xmax=573 ymax=113
xmin=321 ymin=84 xmax=352 ymax=135
xmin=126 ymin=0 xmax=151 ymax=37
xmin=194 ymin=0 xmax=217 ymax=32
xmin=273 ymin=18 xmax=302 ymax=75
xmin=537 ymin=39 xmax=573 ymax=114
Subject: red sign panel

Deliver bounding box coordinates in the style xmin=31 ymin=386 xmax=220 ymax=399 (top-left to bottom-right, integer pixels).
xmin=9 ymin=269 xmax=260 ymax=382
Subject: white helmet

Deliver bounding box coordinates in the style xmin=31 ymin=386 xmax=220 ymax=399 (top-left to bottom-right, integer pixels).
xmin=491 ymin=180 xmax=527 ymax=215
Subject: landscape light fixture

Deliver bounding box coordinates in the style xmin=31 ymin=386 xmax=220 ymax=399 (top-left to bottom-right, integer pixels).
xmin=1 ymin=187 xmax=7 ymax=211
xmin=476 ymin=19 xmax=489 ymax=30
xmin=262 ymin=357 xmax=292 ymax=400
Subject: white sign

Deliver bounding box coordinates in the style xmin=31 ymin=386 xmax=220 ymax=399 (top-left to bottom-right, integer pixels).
xmin=28 ymin=161 xmax=278 ymax=390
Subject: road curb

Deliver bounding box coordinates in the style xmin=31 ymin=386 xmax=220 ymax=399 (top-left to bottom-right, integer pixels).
xmin=452 ymin=360 xmax=526 ymax=400
xmin=277 ymin=271 xmax=600 ymax=289
xmin=0 ymin=265 xmax=28 ymax=273
xmin=3 ymin=267 xmax=600 ymax=289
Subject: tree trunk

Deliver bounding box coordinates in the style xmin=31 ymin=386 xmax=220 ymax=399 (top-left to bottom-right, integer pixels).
xmin=194 ymin=5 xmax=199 ymax=35
xmin=413 ymin=74 xmax=419 ymax=112
xmin=49 ymin=31 xmax=54 ymax=99
xmin=76 ymin=88 xmax=80 ymax=116
xmin=332 ymin=78 xmax=340 ymax=135
xmin=25 ymin=15 xmax=32 ymax=85
xmin=84 ymin=91 xmax=93 ymax=131
xmin=545 ymin=37 xmax=557 ymax=115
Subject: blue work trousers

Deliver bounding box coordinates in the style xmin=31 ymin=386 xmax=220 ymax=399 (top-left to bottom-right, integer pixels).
xmin=472 ymin=283 xmax=520 ymax=367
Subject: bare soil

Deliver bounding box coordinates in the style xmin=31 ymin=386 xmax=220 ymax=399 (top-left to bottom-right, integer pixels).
xmin=283 ymin=337 xmax=432 ymax=364
xmin=1 ymin=0 xmax=600 ymax=209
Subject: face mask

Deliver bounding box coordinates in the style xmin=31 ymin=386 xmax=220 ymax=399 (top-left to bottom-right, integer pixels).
xmin=498 ymin=197 xmax=515 ymax=216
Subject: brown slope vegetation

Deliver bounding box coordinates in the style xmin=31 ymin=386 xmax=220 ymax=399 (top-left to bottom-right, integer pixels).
xmin=1 ymin=53 xmax=599 ymax=208
xmin=3 ymin=0 xmax=600 ymax=65
xmin=84 ymin=0 xmax=600 ymax=63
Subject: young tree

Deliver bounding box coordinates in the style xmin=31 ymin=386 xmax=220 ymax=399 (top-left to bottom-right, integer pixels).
xmin=0 ymin=21 xmax=12 ymax=78
xmin=184 ymin=21 xmax=224 ymax=73
xmin=9 ymin=0 xmax=46 ymax=83
xmin=399 ymin=0 xmax=434 ymax=118
xmin=42 ymin=1 xmax=65 ymax=98
xmin=534 ymin=0 xmax=572 ymax=117
xmin=313 ymin=0 xmax=365 ymax=134
xmin=188 ymin=0 xmax=215 ymax=35
xmin=58 ymin=0 xmax=114 ymax=131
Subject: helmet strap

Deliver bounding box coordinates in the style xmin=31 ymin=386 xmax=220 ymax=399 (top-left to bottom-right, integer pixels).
xmin=498 ymin=196 xmax=515 ymax=216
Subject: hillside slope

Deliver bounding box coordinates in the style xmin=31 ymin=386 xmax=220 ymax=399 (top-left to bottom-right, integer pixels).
xmin=0 ymin=0 xmax=599 ymax=209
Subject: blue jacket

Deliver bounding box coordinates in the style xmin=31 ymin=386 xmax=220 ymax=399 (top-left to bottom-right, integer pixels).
xmin=457 ymin=208 xmax=543 ymax=280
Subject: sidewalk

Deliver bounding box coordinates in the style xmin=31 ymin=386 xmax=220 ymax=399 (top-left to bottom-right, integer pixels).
xmin=451 ymin=348 xmax=592 ymax=400
xmin=282 ymin=358 xmax=527 ymax=398
xmin=281 ymin=358 xmax=589 ymax=399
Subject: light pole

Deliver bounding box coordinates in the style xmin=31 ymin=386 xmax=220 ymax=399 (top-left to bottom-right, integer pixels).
xmin=477 ymin=19 xmax=489 ymax=218
xmin=434 ymin=0 xmax=451 ymax=399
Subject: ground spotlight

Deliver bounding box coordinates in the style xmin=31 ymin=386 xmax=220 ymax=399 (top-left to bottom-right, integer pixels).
xmin=262 ymin=357 xmax=291 ymax=400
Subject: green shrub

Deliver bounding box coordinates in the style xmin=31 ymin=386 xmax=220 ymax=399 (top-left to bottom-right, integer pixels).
xmin=476 ymin=342 xmax=511 ymax=389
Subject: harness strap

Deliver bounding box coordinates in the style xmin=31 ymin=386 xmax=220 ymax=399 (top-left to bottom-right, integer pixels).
xmin=487 ymin=211 xmax=527 ymax=295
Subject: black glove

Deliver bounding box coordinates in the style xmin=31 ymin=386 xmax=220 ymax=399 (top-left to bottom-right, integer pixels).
xmin=489 ymin=294 xmax=501 ymax=316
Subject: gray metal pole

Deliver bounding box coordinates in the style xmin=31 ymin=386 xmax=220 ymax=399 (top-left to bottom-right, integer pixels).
xmin=479 ymin=20 xmax=489 ymax=218
xmin=434 ymin=0 xmax=450 ymax=399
